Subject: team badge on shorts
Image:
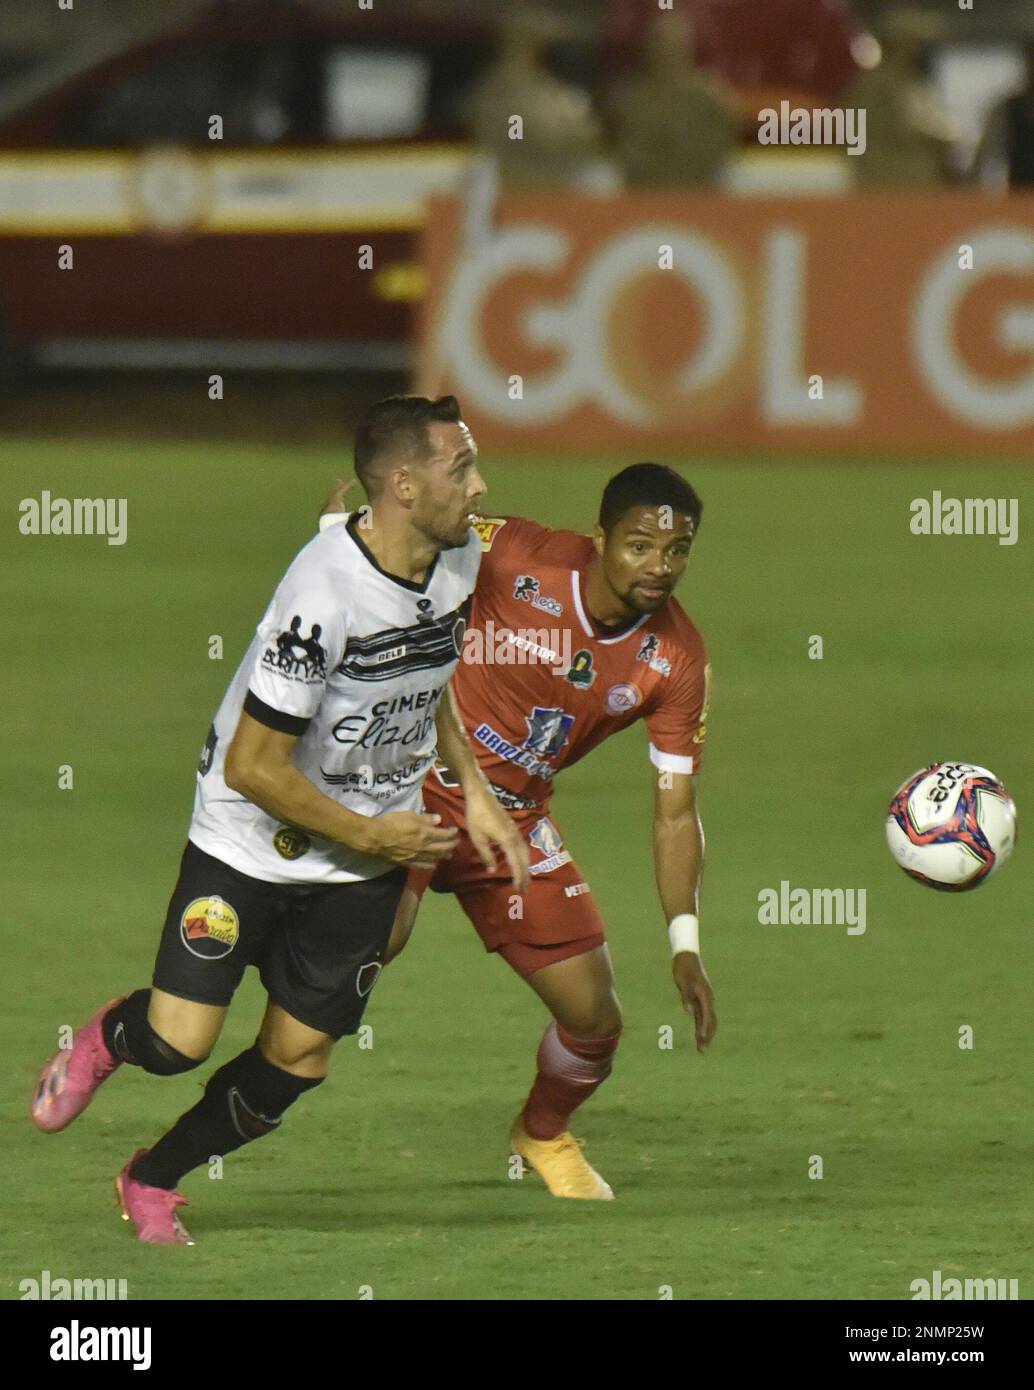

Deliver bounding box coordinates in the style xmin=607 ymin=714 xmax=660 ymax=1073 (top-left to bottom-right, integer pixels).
xmin=528 ymin=817 xmax=573 ymax=875
xmin=273 ymin=825 xmax=311 ymax=859
xmin=181 ymin=897 xmax=240 ymax=959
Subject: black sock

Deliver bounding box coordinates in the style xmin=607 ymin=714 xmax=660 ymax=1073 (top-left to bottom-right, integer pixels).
xmin=101 ymin=990 xmax=151 ymax=1064
xmin=131 ymin=1045 xmax=323 ymax=1190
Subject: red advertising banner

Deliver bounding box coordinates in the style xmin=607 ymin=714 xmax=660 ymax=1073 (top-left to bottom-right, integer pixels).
xmin=418 ymin=193 xmax=1034 ymax=452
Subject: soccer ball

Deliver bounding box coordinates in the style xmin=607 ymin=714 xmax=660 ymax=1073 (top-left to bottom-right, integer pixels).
xmin=885 ymin=763 xmax=1016 ymax=891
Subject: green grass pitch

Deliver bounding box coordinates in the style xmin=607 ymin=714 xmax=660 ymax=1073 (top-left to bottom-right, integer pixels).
xmin=3 ymin=438 xmax=1032 ymax=1300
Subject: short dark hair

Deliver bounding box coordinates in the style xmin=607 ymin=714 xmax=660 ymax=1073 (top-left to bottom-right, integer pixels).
xmin=353 ymin=395 xmax=462 ymax=496
xmin=599 ymin=462 xmax=703 ymax=536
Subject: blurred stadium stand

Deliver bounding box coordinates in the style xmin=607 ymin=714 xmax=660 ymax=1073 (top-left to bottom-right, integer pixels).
xmin=0 ymin=0 xmax=1028 ymax=444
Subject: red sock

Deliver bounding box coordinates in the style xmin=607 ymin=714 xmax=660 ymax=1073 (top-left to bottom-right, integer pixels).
xmin=521 ymin=1021 xmax=621 ymax=1141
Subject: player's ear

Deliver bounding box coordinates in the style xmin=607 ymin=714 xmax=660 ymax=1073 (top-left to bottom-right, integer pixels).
xmin=390 ymin=466 xmax=415 ymax=505
xmin=591 ymin=524 xmax=606 ymax=559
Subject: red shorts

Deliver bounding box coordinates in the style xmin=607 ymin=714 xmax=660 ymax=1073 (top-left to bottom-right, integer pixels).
xmin=407 ymin=771 xmax=606 ymax=980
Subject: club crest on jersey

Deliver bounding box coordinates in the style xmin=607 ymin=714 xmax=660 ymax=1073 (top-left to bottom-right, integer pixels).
xmin=565 ymin=648 xmax=596 ymax=688
xmin=606 ymin=683 xmax=642 ymax=715
xmin=636 ymin=634 xmax=671 ymax=677
xmin=523 ymin=706 xmax=574 ymax=757
xmin=263 ymin=615 xmax=327 ymax=683
xmin=513 ymin=574 xmax=564 ymax=617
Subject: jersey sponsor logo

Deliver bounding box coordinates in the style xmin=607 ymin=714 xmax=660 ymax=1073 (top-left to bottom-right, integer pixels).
xmin=564 ymin=882 xmax=590 ymax=897
xmin=473 ymin=705 xmax=573 ymax=779
xmin=263 ymin=615 xmax=327 ymax=683
xmin=273 ymin=826 xmax=311 ymax=860
xmin=471 ymin=516 xmax=508 ymax=551
xmin=636 ymin=633 xmax=672 ymax=677
xmin=180 ymin=896 xmax=240 ymax=959
xmin=321 ymin=755 xmax=430 ymax=796
xmin=331 ymin=685 xmax=442 ymax=751
xmin=513 ymin=574 xmax=564 ymax=616
xmin=474 ymin=723 xmax=559 ymax=781
xmin=564 ymin=648 xmax=596 ymax=688
xmin=606 ymin=682 xmax=642 ymax=715
xmin=431 ymin=761 xmax=541 ymax=810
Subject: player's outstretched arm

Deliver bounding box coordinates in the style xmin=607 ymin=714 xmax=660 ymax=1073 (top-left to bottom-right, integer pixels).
xmin=224 ymin=711 xmax=459 ymax=870
xmin=434 ymin=685 xmax=529 ymax=891
xmin=653 ymin=771 xmax=717 ymax=1053
xmin=318 ymin=477 xmax=358 ymax=524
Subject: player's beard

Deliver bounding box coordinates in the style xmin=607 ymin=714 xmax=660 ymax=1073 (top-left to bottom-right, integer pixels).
xmin=419 ymin=514 xmax=472 ymax=552
xmin=622 ymin=582 xmax=671 ymax=615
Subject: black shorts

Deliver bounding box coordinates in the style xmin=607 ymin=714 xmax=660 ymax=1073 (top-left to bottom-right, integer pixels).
xmin=152 ymin=840 xmax=407 ymax=1040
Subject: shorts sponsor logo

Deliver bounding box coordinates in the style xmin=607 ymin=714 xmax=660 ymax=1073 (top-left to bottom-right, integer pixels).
xmin=263 ymin=614 xmax=327 ymax=683
xmin=529 ymin=850 xmax=573 ymax=876
xmin=273 ymin=826 xmax=311 ymax=860
xmin=564 ymin=882 xmax=590 ymax=898
xmin=181 ymin=896 xmax=239 ymax=959
xmin=356 ymin=960 xmax=382 ymax=997
xmin=606 ymin=682 xmax=642 ymax=715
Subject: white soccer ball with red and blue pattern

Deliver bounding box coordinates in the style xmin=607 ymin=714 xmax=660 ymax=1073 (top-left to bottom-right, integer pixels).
xmin=885 ymin=762 xmax=1016 ymax=891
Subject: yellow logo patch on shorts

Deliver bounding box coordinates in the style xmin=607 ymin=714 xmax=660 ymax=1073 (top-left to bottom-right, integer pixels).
xmin=180 ymin=896 xmax=239 ymax=959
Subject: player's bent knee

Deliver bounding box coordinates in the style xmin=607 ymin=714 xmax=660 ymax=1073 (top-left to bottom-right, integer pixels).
xmin=563 ymin=1010 xmax=624 ymax=1046
xmin=135 ymin=1023 xmax=207 ymax=1076
xmin=259 ymin=1039 xmax=333 ymax=1078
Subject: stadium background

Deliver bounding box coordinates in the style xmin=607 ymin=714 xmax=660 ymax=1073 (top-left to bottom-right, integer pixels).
xmin=2 ymin=0 xmax=1032 ymax=1302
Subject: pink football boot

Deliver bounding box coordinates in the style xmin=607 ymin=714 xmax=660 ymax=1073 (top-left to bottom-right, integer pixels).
xmin=116 ymin=1150 xmax=195 ymax=1245
xmin=31 ymin=997 xmax=125 ymax=1132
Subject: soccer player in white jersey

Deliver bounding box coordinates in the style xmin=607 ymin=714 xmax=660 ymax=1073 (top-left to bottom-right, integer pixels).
xmin=31 ymin=396 xmax=528 ymax=1245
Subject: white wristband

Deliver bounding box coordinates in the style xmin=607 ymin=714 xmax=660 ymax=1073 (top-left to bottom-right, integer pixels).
xmin=668 ymin=913 xmax=700 ymax=957
xmin=319 ymin=511 xmax=348 ymax=532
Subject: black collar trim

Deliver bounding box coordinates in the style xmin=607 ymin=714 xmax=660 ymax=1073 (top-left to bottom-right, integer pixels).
xmin=344 ymin=514 xmax=440 ymax=595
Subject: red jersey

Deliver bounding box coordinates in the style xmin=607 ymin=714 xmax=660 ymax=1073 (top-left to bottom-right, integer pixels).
xmin=451 ymin=515 xmax=711 ymax=810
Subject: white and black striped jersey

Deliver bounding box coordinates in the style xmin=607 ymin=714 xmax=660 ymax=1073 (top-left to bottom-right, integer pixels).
xmin=188 ymin=515 xmax=481 ymax=884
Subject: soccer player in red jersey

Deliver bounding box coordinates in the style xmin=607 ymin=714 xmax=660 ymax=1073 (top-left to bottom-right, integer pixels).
xmin=323 ymin=461 xmax=714 ymax=1199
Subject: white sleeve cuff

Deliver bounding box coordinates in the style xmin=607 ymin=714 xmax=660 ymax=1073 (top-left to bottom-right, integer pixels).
xmin=649 ymin=743 xmax=696 ymax=776
xmin=318 ymin=511 xmax=348 ymax=532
